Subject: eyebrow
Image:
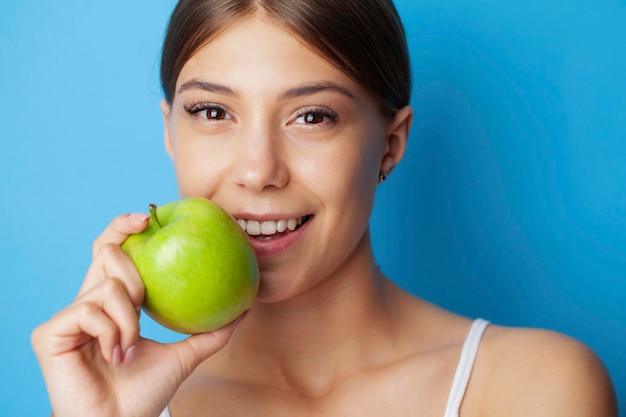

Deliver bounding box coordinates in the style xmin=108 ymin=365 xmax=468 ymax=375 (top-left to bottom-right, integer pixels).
xmin=177 ymin=78 xmax=355 ymax=100
xmin=280 ymin=81 xmax=356 ymax=100
xmin=177 ymin=79 xmax=238 ymax=97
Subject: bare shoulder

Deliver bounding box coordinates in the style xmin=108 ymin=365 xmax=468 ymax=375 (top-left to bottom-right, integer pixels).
xmin=466 ymin=324 xmax=618 ymax=417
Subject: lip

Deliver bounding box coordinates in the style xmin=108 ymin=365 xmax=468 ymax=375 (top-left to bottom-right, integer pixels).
xmin=242 ymin=215 xmax=313 ymax=257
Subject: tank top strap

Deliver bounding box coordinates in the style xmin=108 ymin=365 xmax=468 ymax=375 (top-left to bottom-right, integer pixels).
xmin=442 ymin=318 xmax=490 ymax=417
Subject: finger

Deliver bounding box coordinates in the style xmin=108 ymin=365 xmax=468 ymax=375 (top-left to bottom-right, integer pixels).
xmin=36 ymin=301 xmax=121 ymax=364
xmin=75 ymin=277 xmax=141 ymax=354
xmin=78 ymin=243 xmax=145 ymax=306
xmin=92 ymin=212 xmax=150 ymax=259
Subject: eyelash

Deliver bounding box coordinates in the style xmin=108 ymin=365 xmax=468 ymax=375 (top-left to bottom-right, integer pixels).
xmin=183 ymin=102 xmax=338 ymax=126
xmin=184 ymin=102 xmax=231 ymax=121
xmin=293 ymin=107 xmax=338 ymax=126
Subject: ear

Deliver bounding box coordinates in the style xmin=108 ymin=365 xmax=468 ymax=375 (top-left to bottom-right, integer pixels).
xmin=160 ymin=99 xmax=173 ymax=158
xmin=380 ymin=105 xmax=413 ymax=177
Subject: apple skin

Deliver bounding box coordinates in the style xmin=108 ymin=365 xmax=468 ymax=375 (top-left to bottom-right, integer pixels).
xmin=122 ymin=197 xmax=259 ymax=334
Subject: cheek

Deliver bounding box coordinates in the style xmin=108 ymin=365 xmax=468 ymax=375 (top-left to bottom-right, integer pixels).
xmin=169 ymin=136 xmax=226 ymax=199
xmin=314 ymin=136 xmax=382 ymax=217
xmin=172 ymin=157 xmax=202 ymax=198
xmin=337 ymin=137 xmax=383 ymax=190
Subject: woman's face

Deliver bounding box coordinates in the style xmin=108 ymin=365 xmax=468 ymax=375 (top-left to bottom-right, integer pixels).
xmin=162 ymin=17 xmax=410 ymax=303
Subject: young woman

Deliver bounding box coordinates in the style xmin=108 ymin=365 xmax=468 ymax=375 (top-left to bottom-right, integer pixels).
xmin=32 ymin=1 xmax=618 ymax=416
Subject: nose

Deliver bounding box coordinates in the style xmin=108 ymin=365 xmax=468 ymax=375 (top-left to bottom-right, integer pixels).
xmin=230 ymin=124 xmax=289 ymax=192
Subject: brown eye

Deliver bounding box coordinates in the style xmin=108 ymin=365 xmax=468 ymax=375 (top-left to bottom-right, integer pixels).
xmin=303 ymin=112 xmax=324 ymax=124
xmin=293 ymin=108 xmax=338 ymax=125
xmin=184 ymin=102 xmax=233 ymax=121
xmin=205 ymin=107 xmax=227 ymax=120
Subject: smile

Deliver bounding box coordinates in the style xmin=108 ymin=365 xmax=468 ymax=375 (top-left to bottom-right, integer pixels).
xmin=236 ymin=215 xmax=312 ymax=239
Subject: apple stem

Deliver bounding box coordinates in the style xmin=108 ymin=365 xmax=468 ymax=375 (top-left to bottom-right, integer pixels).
xmin=149 ymin=204 xmax=163 ymax=229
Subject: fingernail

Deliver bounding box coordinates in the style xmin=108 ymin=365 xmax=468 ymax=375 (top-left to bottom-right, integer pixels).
xmin=128 ymin=213 xmax=150 ymax=223
xmin=112 ymin=344 xmax=122 ymax=367
xmin=123 ymin=345 xmax=136 ymax=368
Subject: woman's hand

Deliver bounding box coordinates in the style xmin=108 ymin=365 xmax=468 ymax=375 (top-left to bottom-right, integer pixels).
xmin=32 ymin=213 xmax=240 ymax=417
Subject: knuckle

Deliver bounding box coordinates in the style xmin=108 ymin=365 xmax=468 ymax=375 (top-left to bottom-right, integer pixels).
xmin=91 ymin=236 xmax=104 ymax=258
xmin=30 ymin=323 xmax=47 ymax=351
xmin=75 ymin=301 xmax=99 ymax=319
xmin=100 ymin=276 xmax=125 ymax=297
xmin=97 ymin=242 xmax=120 ymax=259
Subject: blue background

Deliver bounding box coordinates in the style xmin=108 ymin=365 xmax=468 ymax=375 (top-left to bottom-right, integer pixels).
xmin=1 ymin=0 xmax=624 ymax=414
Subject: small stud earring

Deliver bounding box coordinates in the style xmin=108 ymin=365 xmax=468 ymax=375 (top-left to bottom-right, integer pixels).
xmin=378 ymin=171 xmax=387 ymax=183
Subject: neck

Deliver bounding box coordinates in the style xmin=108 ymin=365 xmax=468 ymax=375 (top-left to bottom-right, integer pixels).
xmin=215 ymin=232 xmax=407 ymax=397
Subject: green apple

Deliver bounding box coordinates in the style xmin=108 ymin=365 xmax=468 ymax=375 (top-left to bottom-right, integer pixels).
xmin=122 ymin=197 xmax=259 ymax=334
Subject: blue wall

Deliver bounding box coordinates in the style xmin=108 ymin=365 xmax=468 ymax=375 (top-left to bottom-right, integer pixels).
xmin=1 ymin=1 xmax=624 ymax=414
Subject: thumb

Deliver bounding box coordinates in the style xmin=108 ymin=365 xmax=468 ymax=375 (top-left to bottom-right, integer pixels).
xmin=167 ymin=315 xmax=245 ymax=379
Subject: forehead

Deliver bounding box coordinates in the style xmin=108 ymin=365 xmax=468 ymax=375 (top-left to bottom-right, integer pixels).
xmin=175 ymin=16 xmax=361 ymax=96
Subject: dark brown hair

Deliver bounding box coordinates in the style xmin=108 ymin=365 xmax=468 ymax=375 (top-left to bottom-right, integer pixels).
xmin=160 ymin=0 xmax=411 ymax=118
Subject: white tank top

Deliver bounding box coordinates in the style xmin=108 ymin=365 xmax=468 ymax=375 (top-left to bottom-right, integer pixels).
xmin=160 ymin=319 xmax=489 ymax=417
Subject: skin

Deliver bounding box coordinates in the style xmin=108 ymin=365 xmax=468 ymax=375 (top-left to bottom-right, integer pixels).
xmin=32 ymin=16 xmax=618 ymax=417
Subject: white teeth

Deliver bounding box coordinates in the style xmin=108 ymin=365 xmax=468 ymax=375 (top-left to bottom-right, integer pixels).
xmin=237 ymin=217 xmax=304 ymax=235
xmin=246 ymin=220 xmax=261 ymax=235
xmin=261 ymin=221 xmax=276 ymax=235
